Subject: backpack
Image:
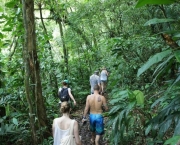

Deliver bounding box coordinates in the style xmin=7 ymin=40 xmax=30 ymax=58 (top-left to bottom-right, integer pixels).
xmin=60 ymin=120 xmax=76 ymax=145
xmin=59 ymin=88 xmax=69 ymax=102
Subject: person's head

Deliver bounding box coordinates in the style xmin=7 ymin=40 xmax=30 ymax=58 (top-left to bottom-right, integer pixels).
xmin=60 ymin=101 xmax=71 ymax=113
xmin=94 ymin=85 xmax=100 ymax=91
xmin=62 ymin=80 xmax=69 ymax=86
xmin=102 ymin=66 xmax=106 ymax=70
xmin=94 ymin=70 xmax=99 ymax=75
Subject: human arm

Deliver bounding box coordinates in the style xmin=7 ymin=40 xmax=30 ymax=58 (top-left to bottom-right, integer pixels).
xmin=105 ymin=70 xmax=109 ymax=76
xmin=68 ymin=88 xmax=76 ymax=105
xmin=82 ymin=96 xmax=90 ymax=122
xmin=90 ymin=76 xmax=93 ymax=86
xmin=58 ymin=88 xmax=61 ymax=97
xmin=102 ymin=97 xmax=108 ymax=111
xmin=52 ymin=119 xmax=55 ymax=137
xmin=73 ymin=120 xmax=82 ymax=145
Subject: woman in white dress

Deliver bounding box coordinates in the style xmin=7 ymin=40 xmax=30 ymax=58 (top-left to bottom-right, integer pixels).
xmin=52 ymin=101 xmax=81 ymax=145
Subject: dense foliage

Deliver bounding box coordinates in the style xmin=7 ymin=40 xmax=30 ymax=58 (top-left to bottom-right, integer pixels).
xmin=0 ymin=0 xmax=180 ymax=144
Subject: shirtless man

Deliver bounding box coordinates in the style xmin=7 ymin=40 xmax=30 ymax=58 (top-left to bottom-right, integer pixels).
xmin=82 ymin=85 xmax=108 ymax=145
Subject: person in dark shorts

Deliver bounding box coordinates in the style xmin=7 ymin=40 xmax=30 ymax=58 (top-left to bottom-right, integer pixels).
xmin=82 ymin=85 xmax=108 ymax=145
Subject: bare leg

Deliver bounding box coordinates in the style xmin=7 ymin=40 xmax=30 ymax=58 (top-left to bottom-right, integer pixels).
xmin=101 ymin=82 xmax=104 ymax=93
xmin=104 ymin=82 xmax=107 ymax=93
xmin=95 ymin=135 xmax=101 ymax=145
xmin=91 ymin=132 xmax=95 ymax=144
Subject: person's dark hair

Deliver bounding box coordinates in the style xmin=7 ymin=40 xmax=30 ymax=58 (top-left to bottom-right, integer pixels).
xmin=60 ymin=101 xmax=70 ymax=113
xmin=94 ymin=85 xmax=100 ymax=91
xmin=62 ymin=82 xmax=68 ymax=86
xmin=62 ymin=80 xmax=69 ymax=86
xmin=94 ymin=70 xmax=99 ymax=75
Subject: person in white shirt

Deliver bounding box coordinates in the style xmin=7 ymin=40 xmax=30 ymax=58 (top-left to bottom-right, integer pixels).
xmin=52 ymin=101 xmax=81 ymax=145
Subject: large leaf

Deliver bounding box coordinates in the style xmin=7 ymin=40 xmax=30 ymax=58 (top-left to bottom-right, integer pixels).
xmin=174 ymin=120 xmax=180 ymax=136
xmin=109 ymin=105 xmax=123 ymax=115
xmin=173 ymin=33 xmax=180 ymax=39
xmin=174 ymin=50 xmax=180 ymax=63
xmin=5 ymin=1 xmax=17 ymax=8
xmin=0 ymin=32 xmax=3 ymax=39
xmin=170 ymin=75 xmax=180 ymax=88
xmin=133 ymin=90 xmax=144 ymax=105
xmin=144 ymin=18 xmax=176 ymax=26
xmin=159 ymin=118 xmax=172 ymax=137
xmin=145 ymin=124 xmax=152 ymax=135
xmin=137 ymin=50 xmax=172 ymax=77
xmin=135 ymin=0 xmax=175 ymax=8
xmin=153 ymin=54 xmax=174 ymax=76
xmin=12 ymin=118 xmax=18 ymax=126
xmin=164 ymin=136 xmax=180 ymax=145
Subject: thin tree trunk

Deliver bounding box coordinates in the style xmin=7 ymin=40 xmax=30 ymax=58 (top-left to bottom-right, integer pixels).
xmin=22 ymin=0 xmax=37 ymax=144
xmin=58 ymin=19 xmax=69 ymax=75
xmin=22 ymin=0 xmax=50 ymax=143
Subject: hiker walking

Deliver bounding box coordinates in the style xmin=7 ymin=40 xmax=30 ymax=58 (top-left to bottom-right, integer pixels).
xmin=52 ymin=101 xmax=82 ymax=145
xmin=90 ymin=70 xmax=100 ymax=94
xmin=58 ymin=80 xmax=76 ymax=106
xmin=100 ymin=67 xmax=108 ymax=94
xmin=82 ymin=85 xmax=108 ymax=145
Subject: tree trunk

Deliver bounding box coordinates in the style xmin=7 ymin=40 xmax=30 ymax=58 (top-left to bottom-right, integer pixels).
xmin=22 ymin=0 xmax=50 ymax=143
xmin=58 ymin=19 xmax=69 ymax=75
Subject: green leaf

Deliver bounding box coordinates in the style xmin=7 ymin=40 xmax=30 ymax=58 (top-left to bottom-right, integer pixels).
xmin=0 ymin=32 xmax=3 ymax=39
xmin=109 ymin=105 xmax=122 ymax=115
xmin=0 ymin=21 xmax=5 ymax=24
xmin=159 ymin=119 xmax=172 ymax=136
xmin=133 ymin=90 xmax=144 ymax=105
xmin=174 ymin=120 xmax=180 ymax=136
xmin=170 ymin=75 xmax=180 ymax=88
xmin=6 ymin=104 xmax=10 ymax=116
xmin=145 ymin=124 xmax=152 ymax=135
xmin=135 ymin=0 xmax=175 ymax=8
xmin=164 ymin=136 xmax=180 ymax=145
xmin=2 ymin=27 xmax=12 ymax=32
xmin=0 ymin=6 xmax=3 ymax=12
xmin=174 ymin=50 xmax=180 ymax=63
xmin=137 ymin=50 xmax=172 ymax=77
xmin=12 ymin=118 xmax=18 ymax=126
xmin=5 ymin=1 xmax=17 ymax=8
xmin=144 ymin=18 xmax=176 ymax=26
xmin=173 ymin=33 xmax=180 ymax=38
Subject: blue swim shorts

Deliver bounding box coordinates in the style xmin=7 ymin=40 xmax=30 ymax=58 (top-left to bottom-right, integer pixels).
xmin=89 ymin=114 xmax=104 ymax=135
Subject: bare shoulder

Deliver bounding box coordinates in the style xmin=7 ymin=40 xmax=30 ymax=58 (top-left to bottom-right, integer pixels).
xmin=53 ymin=118 xmax=58 ymax=122
xmin=53 ymin=118 xmax=58 ymax=125
xmin=73 ymin=120 xmax=78 ymax=124
xmin=100 ymin=95 xmax=106 ymax=99
xmin=73 ymin=120 xmax=79 ymax=128
xmin=87 ymin=94 xmax=92 ymax=99
xmin=101 ymin=95 xmax=107 ymax=102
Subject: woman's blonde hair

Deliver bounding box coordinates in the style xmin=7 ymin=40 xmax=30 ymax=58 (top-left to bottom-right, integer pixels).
xmin=60 ymin=101 xmax=70 ymax=113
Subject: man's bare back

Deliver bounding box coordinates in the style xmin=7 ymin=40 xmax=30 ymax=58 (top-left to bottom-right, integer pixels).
xmin=87 ymin=94 xmax=107 ymax=114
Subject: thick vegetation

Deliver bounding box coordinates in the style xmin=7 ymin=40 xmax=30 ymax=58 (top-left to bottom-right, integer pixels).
xmin=0 ymin=0 xmax=180 ymax=144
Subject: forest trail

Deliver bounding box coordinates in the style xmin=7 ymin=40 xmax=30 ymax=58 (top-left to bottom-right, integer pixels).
xmin=71 ymin=93 xmax=109 ymax=145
